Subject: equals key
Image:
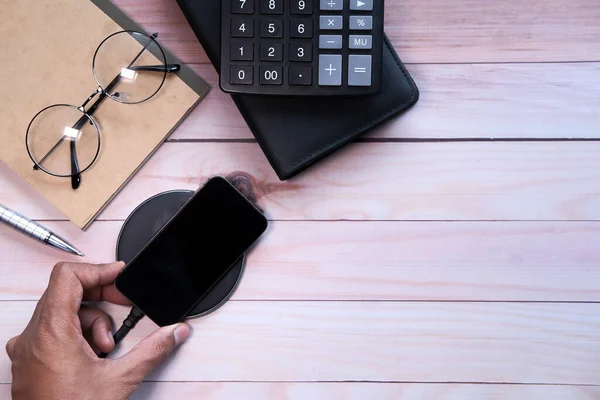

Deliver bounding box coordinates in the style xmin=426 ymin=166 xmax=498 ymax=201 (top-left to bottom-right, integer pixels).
xmin=348 ymin=54 xmax=372 ymax=86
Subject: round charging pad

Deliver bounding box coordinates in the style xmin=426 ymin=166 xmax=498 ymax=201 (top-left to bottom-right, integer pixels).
xmin=116 ymin=190 xmax=245 ymax=319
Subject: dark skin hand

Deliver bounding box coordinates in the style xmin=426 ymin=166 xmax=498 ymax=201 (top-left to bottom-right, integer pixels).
xmin=5 ymin=262 xmax=191 ymax=400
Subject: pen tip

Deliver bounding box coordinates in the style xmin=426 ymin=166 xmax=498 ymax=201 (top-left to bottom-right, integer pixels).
xmin=46 ymin=234 xmax=84 ymax=257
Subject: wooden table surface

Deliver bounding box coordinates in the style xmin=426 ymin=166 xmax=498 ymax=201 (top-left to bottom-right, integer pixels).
xmin=2 ymin=0 xmax=600 ymax=398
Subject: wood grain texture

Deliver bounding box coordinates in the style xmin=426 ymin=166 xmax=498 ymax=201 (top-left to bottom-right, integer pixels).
xmin=2 ymin=0 xmax=599 ymax=397
xmin=1 ymin=221 xmax=600 ymax=302
xmin=3 ymin=302 xmax=600 ymax=384
xmin=2 ymin=382 xmax=600 ymax=400
xmin=173 ymin=62 xmax=600 ymax=141
xmin=113 ymin=0 xmax=600 ymax=64
xmin=175 ymin=63 xmax=600 ymax=140
xmin=2 ymin=142 xmax=599 ymax=221
xmin=130 ymin=383 xmax=600 ymax=400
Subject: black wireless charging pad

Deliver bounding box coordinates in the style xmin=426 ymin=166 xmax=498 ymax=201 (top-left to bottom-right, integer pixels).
xmin=115 ymin=190 xmax=245 ymax=319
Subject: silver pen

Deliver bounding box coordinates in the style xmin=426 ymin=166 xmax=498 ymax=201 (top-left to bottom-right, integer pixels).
xmin=0 ymin=203 xmax=84 ymax=257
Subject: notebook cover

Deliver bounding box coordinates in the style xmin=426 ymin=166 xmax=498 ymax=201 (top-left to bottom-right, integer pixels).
xmin=177 ymin=0 xmax=419 ymax=180
xmin=0 ymin=0 xmax=210 ymax=229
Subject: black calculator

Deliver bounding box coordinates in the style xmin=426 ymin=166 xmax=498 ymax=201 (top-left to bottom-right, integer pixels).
xmin=220 ymin=0 xmax=384 ymax=96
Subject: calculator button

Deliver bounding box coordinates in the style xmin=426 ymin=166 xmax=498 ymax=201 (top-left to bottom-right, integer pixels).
xmin=349 ymin=34 xmax=372 ymax=49
xmin=349 ymin=15 xmax=373 ymax=30
xmin=291 ymin=0 xmax=313 ymax=14
xmin=260 ymin=19 xmax=284 ymax=38
xmin=259 ymin=66 xmax=284 ymax=85
xmin=319 ymin=35 xmax=342 ymax=49
xmin=318 ymin=55 xmax=342 ymax=86
xmin=261 ymin=0 xmax=284 ymax=14
xmin=290 ymin=42 xmax=313 ymax=62
xmin=348 ymin=54 xmax=371 ymax=86
xmin=320 ymin=0 xmax=343 ymax=10
xmin=231 ymin=0 xmax=254 ymax=13
xmin=319 ymin=16 xmax=343 ymax=30
xmin=231 ymin=41 xmax=254 ymax=61
xmin=289 ymin=65 xmax=313 ymax=85
xmin=349 ymin=0 xmax=373 ymax=11
xmin=260 ymin=42 xmax=284 ymax=61
xmin=230 ymin=65 xmax=254 ymax=85
xmin=231 ymin=17 xmax=255 ymax=37
xmin=290 ymin=19 xmax=313 ymax=38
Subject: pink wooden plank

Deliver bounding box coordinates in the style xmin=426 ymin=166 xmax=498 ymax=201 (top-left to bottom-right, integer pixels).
xmin=1 ymin=221 xmax=600 ymax=302
xmin=383 ymin=0 xmax=600 ymax=63
xmin=3 ymin=302 xmax=600 ymax=384
xmin=2 ymin=142 xmax=599 ymax=221
xmin=175 ymin=63 xmax=600 ymax=140
xmin=113 ymin=0 xmax=600 ymax=64
xmin=1 ymin=382 xmax=598 ymax=400
xmin=130 ymin=382 xmax=600 ymax=400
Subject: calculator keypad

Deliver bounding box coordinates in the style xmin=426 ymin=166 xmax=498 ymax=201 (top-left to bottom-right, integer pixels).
xmin=221 ymin=0 xmax=383 ymax=95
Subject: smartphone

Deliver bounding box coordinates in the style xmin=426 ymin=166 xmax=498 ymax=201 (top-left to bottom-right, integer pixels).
xmin=115 ymin=176 xmax=268 ymax=326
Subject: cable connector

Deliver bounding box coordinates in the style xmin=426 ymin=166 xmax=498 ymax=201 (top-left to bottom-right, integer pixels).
xmin=98 ymin=306 xmax=145 ymax=358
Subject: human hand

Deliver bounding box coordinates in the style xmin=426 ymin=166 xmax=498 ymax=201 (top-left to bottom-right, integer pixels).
xmin=5 ymin=262 xmax=191 ymax=400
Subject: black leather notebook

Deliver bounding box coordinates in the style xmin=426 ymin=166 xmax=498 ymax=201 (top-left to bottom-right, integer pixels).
xmin=177 ymin=0 xmax=419 ymax=180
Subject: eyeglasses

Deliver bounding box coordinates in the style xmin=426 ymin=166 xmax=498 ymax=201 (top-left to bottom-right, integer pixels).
xmin=26 ymin=30 xmax=180 ymax=190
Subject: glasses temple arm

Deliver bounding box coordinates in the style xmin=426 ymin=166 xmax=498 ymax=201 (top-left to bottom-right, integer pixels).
xmin=130 ymin=64 xmax=180 ymax=72
xmin=70 ymin=141 xmax=81 ymax=189
xmin=83 ymin=63 xmax=179 ymax=117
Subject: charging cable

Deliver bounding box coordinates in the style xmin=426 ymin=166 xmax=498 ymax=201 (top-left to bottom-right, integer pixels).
xmin=98 ymin=306 xmax=145 ymax=358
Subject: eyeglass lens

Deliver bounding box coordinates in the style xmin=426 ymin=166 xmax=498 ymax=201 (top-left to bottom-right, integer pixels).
xmin=93 ymin=31 xmax=167 ymax=104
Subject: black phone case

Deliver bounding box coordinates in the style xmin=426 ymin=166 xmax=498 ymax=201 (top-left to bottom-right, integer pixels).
xmin=115 ymin=177 xmax=267 ymax=327
xmin=177 ymin=0 xmax=420 ymax=180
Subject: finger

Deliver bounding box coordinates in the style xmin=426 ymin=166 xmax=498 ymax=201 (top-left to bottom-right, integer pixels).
xmin=117 ymin=323 xmax=190 ymax=381
xmin=99 ymin=284 xmax=131 ymax=306
xmin=5 ymin=336 xmax=19 ymax=361
xmin=81 ymin=262 xmax=127 ymax=302
xmin=78 ymin=306 xmax=115 ymax=354
xmin=46 ymin=262 xmax=125 ymax=317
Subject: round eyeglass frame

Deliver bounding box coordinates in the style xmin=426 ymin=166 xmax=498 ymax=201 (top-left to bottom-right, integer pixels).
xmin=92 ymin=30 xmax=169 ymax=105
xmin=25 ymin=104 xmax=101 ymax=178
xmin=26 ymin=30 xmax=169 ymax=178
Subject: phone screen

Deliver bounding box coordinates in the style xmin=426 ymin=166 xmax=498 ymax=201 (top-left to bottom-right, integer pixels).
xmin=115 ymin=176 xmax=268 ymax=326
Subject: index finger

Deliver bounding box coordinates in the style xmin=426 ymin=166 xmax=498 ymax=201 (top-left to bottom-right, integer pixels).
xmin=45 ymin=262 xmax=127 ymax=317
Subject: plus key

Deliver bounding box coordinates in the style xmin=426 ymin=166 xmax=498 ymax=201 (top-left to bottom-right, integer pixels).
xmin=318 ymin=54 xmax=342 ymax=86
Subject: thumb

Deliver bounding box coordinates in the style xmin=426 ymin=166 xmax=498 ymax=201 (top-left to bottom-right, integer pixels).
xmin=118 ymin=323 xmax=190 ymax=381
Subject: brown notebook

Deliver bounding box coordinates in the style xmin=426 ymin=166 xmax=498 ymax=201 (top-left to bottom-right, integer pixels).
xmin=0 ymin=0 xmax=209 ymax=229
